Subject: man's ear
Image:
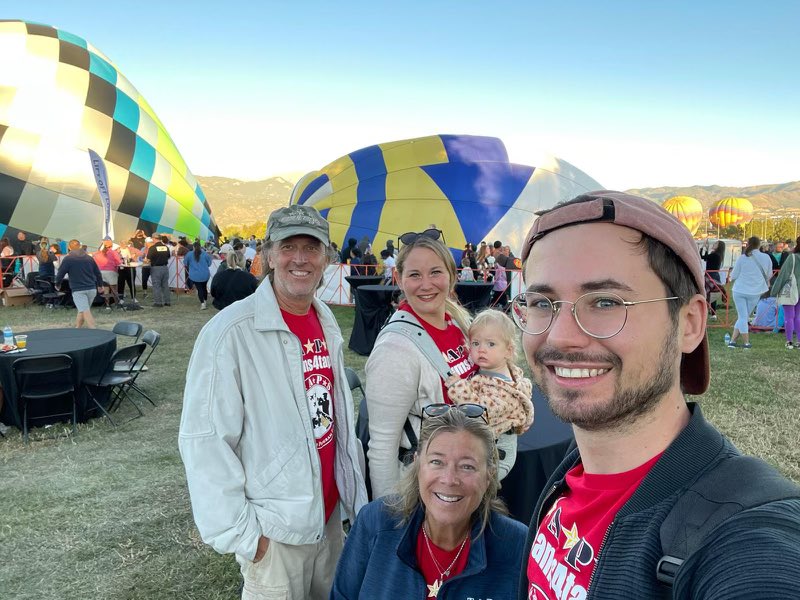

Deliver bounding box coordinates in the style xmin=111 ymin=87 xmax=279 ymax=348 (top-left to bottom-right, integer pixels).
xmin=680 ymin=294 xmax=708 ymax=354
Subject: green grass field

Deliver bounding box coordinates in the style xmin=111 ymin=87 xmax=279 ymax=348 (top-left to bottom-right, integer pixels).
xmin=0 ymin=297 xmax=797 ymax=599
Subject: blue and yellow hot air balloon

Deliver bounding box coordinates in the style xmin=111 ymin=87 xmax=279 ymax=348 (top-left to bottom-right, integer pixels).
xmin=662 ymin=196 xmax=703 ymax=236
xmin=0 ymin=20 xmax=219 ymax=243
xmin=290 ymin=135 xmax=602 ymax=255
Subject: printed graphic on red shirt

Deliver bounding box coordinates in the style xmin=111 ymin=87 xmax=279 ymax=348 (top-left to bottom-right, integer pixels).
xmin=282 ymin=308 xmax=339 ymax=520
xmin=399 ymin=304 xmax=478 ymax=402
xmin=527 ymin=497 xmax=594 ymax=600
xmin=306 ymin=370 xmax=334 ymax=448
xmin=526 ymin=455 xmax=661 ymax=600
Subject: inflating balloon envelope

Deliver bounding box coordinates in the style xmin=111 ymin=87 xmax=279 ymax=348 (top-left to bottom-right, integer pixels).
xmin=0 ymin=20 xmax=220 ymax=243
xmin=290 ymin=135 xmax=602 ymax=255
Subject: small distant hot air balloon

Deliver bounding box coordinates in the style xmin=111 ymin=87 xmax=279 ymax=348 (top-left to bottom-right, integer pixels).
xmin=662 ymin=196 xmax=702 ymax=235
xmin=708 ymin=197 xmax=754 ymax=229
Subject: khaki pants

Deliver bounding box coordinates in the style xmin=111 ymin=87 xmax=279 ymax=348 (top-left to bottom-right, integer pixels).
xmin=236 ymin=508 xmax=343 ymax=600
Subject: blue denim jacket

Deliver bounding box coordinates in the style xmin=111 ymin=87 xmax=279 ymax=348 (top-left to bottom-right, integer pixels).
xmin=331 ymin=497 xmax=526 ymax=599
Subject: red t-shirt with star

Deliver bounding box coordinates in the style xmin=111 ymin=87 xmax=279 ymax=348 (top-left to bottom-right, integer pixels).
xmin=416 ymin=527 xmax=471 ymax=598
xmin=526 ymin=453 xmax=662 ymax=600
xmin=398 ymin=303 xmax=477 ymax=402
xmin=281 ymin=307 xmax=339 ymax=522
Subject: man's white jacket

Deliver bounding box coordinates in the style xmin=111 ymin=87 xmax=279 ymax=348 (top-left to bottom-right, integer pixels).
xmin=179 ymin=280 xmax=368 ymax=560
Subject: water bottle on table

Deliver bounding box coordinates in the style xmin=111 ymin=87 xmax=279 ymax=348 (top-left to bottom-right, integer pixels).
xmin=3 ymin=325 xmax=13 ymax=346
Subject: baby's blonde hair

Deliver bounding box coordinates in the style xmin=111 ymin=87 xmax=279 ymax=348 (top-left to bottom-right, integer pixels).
xmin=469 ymin=308 xmax=518 ymax=356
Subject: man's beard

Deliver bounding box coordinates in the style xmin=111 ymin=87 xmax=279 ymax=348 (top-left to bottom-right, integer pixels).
xmin=532 ymin=330 xmax=679 ymax=432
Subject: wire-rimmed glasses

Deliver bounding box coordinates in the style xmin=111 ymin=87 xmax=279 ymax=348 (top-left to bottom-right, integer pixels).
xmin=510 ymin=291 xmax=680 ymax=339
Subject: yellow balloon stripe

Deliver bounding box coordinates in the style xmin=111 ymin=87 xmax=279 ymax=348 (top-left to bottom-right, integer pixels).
xmin=379 ymin=136 xmax=448 ymax=172
xmin=326 ymin=154 xmax=358 ymax=194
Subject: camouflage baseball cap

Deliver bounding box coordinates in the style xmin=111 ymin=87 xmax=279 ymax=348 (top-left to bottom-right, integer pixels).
xmin=266 ymin=205 xmax=330 ymax=246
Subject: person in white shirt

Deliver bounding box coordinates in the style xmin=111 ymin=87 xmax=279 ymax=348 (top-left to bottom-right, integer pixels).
xmin=459 ymin=255 xmax=475 ymax=281
xmin=380 ymin=249 xmax=396 ymax=284
xmin=727 ymin=236 xmax=774 ymax=349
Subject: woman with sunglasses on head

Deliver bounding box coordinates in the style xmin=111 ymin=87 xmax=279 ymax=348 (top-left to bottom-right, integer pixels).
xmin=365 ymin=230 xmax=478 ymax=500
xmin=331 ymin=406 xmax=526 ymax=599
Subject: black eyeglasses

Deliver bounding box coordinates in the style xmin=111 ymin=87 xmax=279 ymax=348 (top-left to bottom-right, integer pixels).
xmin=399 ymin=228 xmax=444 ymax=246
xmin=423 ymin=403 xmax=488 ymax=424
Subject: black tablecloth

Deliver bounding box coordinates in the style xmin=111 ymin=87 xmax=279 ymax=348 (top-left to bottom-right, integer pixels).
xmin=345 ymin=276 xmax=384 ymax=304
xmin=0 ymin=328 xmax=116 ymax=427
xmin=455 ymin=282 xmax=494 ymax=313
xmin=349 ymin=285 xmax=399 ymax=356
xmin=498 ymin=386 xmax=574 ymax=524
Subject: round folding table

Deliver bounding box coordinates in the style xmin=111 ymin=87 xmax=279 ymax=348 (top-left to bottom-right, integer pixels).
xmin=455 ymin=281 xmax=494 ymax=313
xmin=0 ymin=328 xmax=117 ymax=427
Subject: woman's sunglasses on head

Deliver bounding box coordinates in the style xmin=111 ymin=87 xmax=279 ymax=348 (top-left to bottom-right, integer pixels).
xmin=399 ymin=228 xmax=444 ymax=246
xmin=423 ymin=403 xmax=488 ymax=424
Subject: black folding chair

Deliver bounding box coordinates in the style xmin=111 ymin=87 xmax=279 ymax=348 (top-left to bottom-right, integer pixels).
xmin=83 ymin=343 xmax=146 ymax=426
xmin=35 ymin=278 xmax=65 ymax=309
xmin=346 ymin=367 xmax=373 ymax=499
xmin=114 ymin=330 xmax=159 ymax=406
xmin=345 ymin=367 xmax=365 ymax=398
xmin=12 ymin=354 xmax=77 ymax=444
xmin=112 ymin=321 xmax=143 ymax=343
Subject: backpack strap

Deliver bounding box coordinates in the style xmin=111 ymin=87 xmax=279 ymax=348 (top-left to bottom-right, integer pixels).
xmin=376 ymin=310 xmax=453 ymax=461
xmin=657 ymin=454 xmax=800 ymax=587
xmin=378 ymin=310 xmax=452 ymax=379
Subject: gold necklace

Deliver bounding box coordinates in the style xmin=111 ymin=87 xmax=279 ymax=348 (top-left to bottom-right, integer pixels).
xmin=422 ymin=523 xmax=469 ymax=598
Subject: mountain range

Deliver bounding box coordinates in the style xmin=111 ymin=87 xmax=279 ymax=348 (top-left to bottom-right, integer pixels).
xmin=197 ymin=176 xmax=295 ymax=231
xmin=628 ymin=181 xmax=800 ymax=213
xmin=197 ymin=176 xmax=800 ymax=231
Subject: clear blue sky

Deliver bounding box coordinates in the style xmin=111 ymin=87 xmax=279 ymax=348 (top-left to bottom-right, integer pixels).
xmin=7 ymin=0 xmax=800 ymax=189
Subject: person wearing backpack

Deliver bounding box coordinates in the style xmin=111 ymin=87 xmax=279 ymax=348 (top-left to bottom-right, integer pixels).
xmin=365 ymin=230 xmax=477 ymax=499
xmin=514 ymin=192 xmax=800 ymax=600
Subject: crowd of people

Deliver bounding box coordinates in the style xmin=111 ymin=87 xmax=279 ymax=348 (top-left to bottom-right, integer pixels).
xmin=178 ymin=198 xmax=799 ymax=600
xmin=0 ymin=230 xmax=271 ymax=322
xmin=699 ymin=235 xmax=800 ymax=350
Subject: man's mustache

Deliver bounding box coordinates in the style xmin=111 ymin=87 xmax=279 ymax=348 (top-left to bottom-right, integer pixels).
xmin=533 ymin=346 xmax=622 ymax=369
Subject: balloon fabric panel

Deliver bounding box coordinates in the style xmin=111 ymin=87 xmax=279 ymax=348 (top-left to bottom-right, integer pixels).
xmin=421 ymin=161 xmax=533 ymax=248
xmin=440 ymin=134 xmax=509 ymax=163
xmin=296 ymin=172 xmax=329 ymax=205
xmin=347 ymin=144 xmax=388 ymax=245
